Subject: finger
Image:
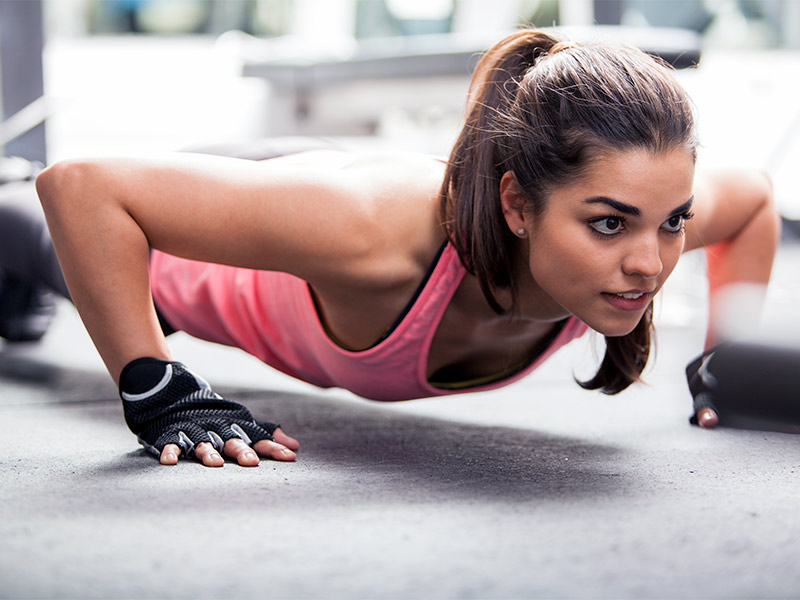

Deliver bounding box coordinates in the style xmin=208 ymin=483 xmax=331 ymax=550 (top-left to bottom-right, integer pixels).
xmin=223 ymin=437 xmax=260 ymax=467
xmin=160 ymin=443 xmax=181 ymax=465
xmin=272 ymin=427 xmax=300 ymax=451
xmin=253 ymin=438 xmax=297 ymax=462
xmin=193 ymin=441 xmax=225 ymax=467
xmin=697 ymin=407 xmax=719 ymax=428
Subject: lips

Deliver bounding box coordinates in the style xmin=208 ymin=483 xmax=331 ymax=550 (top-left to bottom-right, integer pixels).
xmin=602 ymin=290 xmax=654 ymax=311
xmin=614 ymin=291 xmax=645 ymax=300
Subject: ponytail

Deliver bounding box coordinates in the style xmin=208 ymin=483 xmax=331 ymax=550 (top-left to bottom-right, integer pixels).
xmin=439 ymin=28 xmax=695 ymax=394
xmin=440 ymin=29 xmax=563 ymax=313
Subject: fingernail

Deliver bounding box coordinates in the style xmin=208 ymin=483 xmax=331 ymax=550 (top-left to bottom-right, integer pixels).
xmin=244 ymin=452 xmax=257 ymax=460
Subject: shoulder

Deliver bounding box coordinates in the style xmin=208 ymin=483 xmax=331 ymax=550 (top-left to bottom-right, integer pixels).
xmin=340 ymin=151 xmax=448 ymax=265
xmin=283 ymin=149 xmax=449 ymax=287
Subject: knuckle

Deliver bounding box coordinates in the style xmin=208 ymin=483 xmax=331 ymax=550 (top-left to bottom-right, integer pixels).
xmin=223 ymin=438 xmax=246 ymax=453
xmin=195 ymin=441 xmax=214 ymax=455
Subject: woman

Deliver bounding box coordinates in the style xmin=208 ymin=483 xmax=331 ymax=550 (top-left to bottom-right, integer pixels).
xmin=28 ymin=29 xmax=779 ymax=467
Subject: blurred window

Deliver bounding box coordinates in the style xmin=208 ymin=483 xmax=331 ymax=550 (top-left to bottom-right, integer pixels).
xmin=44 ymin=0 xmax=798 ymax=48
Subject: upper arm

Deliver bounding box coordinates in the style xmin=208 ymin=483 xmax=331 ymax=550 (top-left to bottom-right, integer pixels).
xmin=683 ymin=168 xmax=777 ymax=253
xmin=45 ymin=152 xmax=387 ymax=284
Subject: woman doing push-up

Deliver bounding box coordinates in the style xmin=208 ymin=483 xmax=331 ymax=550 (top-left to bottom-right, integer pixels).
xmin=26 ymin=29 xmax=780 ymax=466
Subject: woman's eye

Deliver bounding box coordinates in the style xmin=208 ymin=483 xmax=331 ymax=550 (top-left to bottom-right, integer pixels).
xmin=663 ymin=215 xmax=684 ymax=233
xmin=590 ymin=216 xmax=624 ymax=235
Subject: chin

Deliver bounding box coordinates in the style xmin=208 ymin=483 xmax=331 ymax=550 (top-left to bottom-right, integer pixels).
xmin=591 ymin=318 xmax=642 ymax=338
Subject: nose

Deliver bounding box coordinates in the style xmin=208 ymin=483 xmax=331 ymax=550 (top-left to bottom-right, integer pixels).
xmin=621 ymin=235 xmax=663 ymax=279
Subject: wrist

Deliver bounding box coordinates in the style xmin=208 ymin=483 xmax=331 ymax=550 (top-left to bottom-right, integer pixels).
xmin=119 ymin=357 xmax=174 ymax=398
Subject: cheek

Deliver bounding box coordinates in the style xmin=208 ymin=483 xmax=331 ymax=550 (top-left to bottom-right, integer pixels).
xmin=529 ymin=229 xmax=608 ymax=290
xmin=660 ymin=239 xmax=685 ymax=280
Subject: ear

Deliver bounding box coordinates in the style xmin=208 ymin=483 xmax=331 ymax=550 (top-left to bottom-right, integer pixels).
xmin=499 ymin=171 xmax=529 ymax=236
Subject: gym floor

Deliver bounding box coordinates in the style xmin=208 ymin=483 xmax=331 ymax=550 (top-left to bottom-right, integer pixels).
xmin=1 ymin=241 xmax=799 ymax=599
xmin=2 ymin=37 xmax=799 ymax=599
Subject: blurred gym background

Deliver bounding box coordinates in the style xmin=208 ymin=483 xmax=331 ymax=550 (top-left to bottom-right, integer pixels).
xmin=1 ymin=0 xmax=799 ymax=225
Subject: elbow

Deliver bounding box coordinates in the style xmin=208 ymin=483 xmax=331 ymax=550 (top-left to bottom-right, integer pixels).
xmin=36 ymin=159 xmax=102 ymax=218
xmin=36 ymin=160 xmax=80 ymax=204
xmin=756 ymin=169 xmax=776 ymax=210
xmin=743 ymin=170 xmax=782 ymax=265
xmin=733 ymin=169 xmax=782 ymax=247
xmin=36 ymin=160 xmax=75 ymax=213
xmin=744 ymin=169 xmax=776 ymax=214
xmin=755 ymin=170 xmax=782 ymax=244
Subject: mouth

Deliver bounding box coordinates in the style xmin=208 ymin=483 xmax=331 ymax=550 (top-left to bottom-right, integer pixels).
xmin=614 ymin=291 xmax=646 ymax=300
xmin=601 ymin=290 xmax=654 ymax=311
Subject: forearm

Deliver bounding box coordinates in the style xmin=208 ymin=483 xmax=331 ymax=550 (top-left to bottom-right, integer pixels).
xmin=36 ymin=161 xmax=171 ymax=383
xmin=704 ymin=184 xmax=781 ymax=348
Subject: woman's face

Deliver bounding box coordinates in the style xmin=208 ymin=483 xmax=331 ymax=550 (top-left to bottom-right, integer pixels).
xmin=520 ymin=147 xmax=696 ymax=337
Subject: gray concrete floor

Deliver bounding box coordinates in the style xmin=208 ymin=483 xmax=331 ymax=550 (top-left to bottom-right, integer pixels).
xmin=1 ymin=242 xmax=799 ymax=599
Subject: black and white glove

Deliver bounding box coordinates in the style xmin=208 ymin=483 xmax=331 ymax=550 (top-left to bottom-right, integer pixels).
xmin=685 ymin=346 xmax=720 ymax=426
xmin=686 ymin=342 xmax=800 ymax=432
xmin=119 ymin=357 xmax=278 ymax=457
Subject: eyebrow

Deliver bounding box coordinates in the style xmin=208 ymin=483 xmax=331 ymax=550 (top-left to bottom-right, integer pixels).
xmin=584 ymin=195 xmax=695 ymax=218
xmin=669 ymin=196 xmax=695 ymax=217
xmin=584 ymin=196 xmax=640 ymax=216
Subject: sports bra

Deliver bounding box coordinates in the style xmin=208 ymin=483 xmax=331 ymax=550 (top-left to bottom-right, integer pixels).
xmin=149 ymin=243 xmax=588 ymax=401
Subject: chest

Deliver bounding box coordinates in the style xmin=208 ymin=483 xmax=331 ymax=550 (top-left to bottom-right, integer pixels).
xmin=426 ymin=302 xmax=563 ymax=384
xmin=312 ymin=266 xmax=561 ymax=387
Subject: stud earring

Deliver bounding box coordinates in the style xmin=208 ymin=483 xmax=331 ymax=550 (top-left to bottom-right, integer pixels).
xmin=516 ymin=227 xmax=527 ymax=237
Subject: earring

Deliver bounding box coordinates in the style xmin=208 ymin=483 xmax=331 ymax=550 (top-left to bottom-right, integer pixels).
xmin=516 ymin=227 xmax=526 ymax=237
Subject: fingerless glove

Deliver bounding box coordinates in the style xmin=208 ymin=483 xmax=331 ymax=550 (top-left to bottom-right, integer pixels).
xmin=119 ymin=357 xmax=278 ymax=457
xmin=686 ymin=342 xmax=800 ymax=432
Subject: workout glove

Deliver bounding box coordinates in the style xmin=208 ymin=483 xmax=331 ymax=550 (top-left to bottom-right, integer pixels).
xmin=686 ymin=342 xmax=800 ymax=433
xmin=119 ymin=357 xmax=278 ymax=457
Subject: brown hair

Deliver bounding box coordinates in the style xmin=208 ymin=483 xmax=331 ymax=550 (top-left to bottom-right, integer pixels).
xmin=439 ymin=28 xmax=697 ymax=394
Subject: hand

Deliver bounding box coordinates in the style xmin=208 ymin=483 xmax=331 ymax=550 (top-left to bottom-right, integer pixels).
xmin=160 ymin=426 xmax=299 ymax=466
xmin=685 ymin=342 xmax=800 ymax=434
xmin=685 ymin=347 xmax=721 ymax=429
xmin=120 ymin=357 xmax=300 ymax=467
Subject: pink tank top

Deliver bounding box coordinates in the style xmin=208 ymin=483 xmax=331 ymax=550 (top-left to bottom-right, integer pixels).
xmin=149 ymin=244 xmax=587 ymax=401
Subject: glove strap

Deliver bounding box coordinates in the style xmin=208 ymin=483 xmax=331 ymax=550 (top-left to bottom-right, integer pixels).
xmin=120 ymin=356 xmax=211 ymax=400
